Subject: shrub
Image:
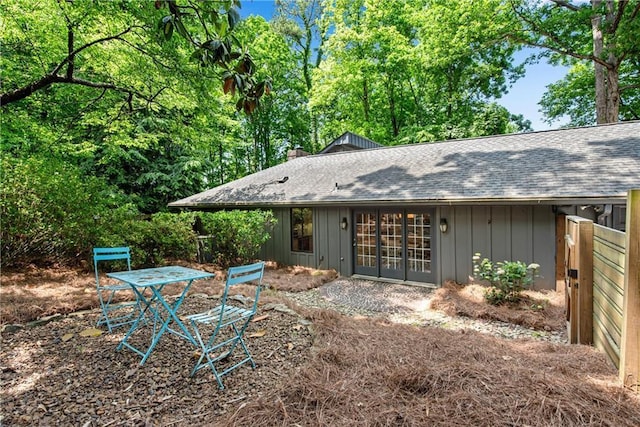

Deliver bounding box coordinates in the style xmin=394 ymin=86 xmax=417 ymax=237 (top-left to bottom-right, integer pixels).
xmin=197 ymin=210 xmax=276 ymax=267
xmin=0 ymin=156 xmax=125 ymax=268
xmin=96 ymin=211 xmax=197 ymax=268
xmin=472 ymin=253 xmax=540 ymax=305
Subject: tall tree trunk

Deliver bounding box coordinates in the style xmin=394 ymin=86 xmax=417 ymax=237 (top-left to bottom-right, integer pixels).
xmin=386 ymin=76 xmax=399 ymax=137
xmin=591 ymin=0 xmax=620 ymax=124
xmin=362 ymin=77 xmax=370 ymax=122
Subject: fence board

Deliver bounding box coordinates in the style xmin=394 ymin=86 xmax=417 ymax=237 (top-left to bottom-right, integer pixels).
xmin=590 ymin=222 xmax=627 ymax=370
xmin=593 ymin=238 xmax=626 ymax=269
xmin=593 ymin=255 xmax=625 ymax=305
xmin=593 ymin=285 xmax=623 ymax=340
xmin=594 ymin=224 xmax=626 ymax=248
xmin=593 ymin=318 xmax=621 ymax=369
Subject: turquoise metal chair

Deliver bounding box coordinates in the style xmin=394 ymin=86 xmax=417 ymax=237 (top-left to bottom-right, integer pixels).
xmin=187 ymin=261 xmax=265 ymax=389
xmin=93 ymin=247 xmax=143 ymax=333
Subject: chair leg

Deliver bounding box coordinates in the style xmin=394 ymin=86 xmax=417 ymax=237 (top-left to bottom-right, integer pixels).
xmin=189 ymin=318 xmax=257 ymax=389
xmin=96 ymin=289 xmax=142 ymax=333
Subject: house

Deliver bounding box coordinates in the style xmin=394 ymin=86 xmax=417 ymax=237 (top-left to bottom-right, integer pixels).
xmin=169 ymin=121 xmax=640 ymax=290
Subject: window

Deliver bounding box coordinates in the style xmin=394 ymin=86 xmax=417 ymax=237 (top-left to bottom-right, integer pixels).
xmin=291 ymin=208 xmax=313 ymax=252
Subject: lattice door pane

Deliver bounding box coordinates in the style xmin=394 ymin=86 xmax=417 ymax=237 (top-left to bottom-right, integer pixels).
xmin=355 ymin=212 xmax=377 ymax=268
xmin=380 ymin=212 xmax=403 ymax=270
xmin=407 ymin=212 xmax=432 ymax=273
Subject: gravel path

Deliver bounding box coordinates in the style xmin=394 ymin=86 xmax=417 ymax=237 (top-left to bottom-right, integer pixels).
xmin=282 ymin=278 xmax=567 ymax=344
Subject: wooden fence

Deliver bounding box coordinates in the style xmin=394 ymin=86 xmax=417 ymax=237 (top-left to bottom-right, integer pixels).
xmin=565 ymin=189 xmax=639 ymax=391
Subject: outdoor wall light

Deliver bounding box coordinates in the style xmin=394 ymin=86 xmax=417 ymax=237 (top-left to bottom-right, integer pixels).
xmin=341 ymin=217 xmax=349 ymax=230
xmin=439 ymin=218 xmax=449 ymax=233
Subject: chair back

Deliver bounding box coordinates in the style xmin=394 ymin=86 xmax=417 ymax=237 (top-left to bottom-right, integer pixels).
xmin=221 ymin=261 xmax=265 ymax=312
xmin=93 ymin=247 xmax=132 ymax=286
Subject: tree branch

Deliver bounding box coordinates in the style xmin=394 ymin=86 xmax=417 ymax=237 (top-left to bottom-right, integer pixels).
xmin=509 ymin=2 xmax=614 ymax=68
xmin=550 ymin=0 xmax=580 ymax=12
xmin=50 ymin=27 xmax=136 ymax=76
xmin=609 ymin=0 xmax=627 ymax=34
xmin=1 ymin=26 xmax=140 ymax=106
xmin=1 ymin=73 xmax=150 ymax=107
xmin=631 ymin=2 xmax=640 ymax=20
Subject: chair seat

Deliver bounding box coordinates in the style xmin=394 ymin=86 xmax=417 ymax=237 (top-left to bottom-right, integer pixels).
xmin=187 ymin=305 xmax=253 ymax=328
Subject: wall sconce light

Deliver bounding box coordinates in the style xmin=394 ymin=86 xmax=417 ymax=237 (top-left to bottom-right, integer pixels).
xmin=439 ymin=218 xmax=448 ymax=233
xmin=341 ymin=217 xmax=348 ymax=230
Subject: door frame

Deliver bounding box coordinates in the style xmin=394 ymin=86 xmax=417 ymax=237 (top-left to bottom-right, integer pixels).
xmin=352 ymin=208 xmax=436 ymax=283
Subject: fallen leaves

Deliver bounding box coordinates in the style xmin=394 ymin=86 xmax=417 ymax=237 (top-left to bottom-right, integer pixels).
xmin=78 ymin=328 xmax=103 ymax=337
xmin=251 ymin=314 xmax=269 ymax=323
xmin=247 ymin=330 xmax=266 ymax=338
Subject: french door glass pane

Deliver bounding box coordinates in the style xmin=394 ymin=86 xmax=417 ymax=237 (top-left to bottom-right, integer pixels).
xmin=380 ymin=212 xmax=403 ymax=270
xmin=356 ymin=212 xmax=377 ymax=268
xmin=407 ymin=212 xmax=431 ymax=273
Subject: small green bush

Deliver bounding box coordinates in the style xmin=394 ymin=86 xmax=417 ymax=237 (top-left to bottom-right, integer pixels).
xmin=198 ymin=210 xmax=276 ymax=267
xmin=472 ymin=253 xmax=540 ymax=305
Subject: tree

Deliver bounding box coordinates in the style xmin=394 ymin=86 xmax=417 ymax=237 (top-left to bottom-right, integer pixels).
xmin=0 ymin=0 xmax=270 ymax=113
xmin=272 ymin=0 xmax=329 ymax=151
xmin=234 ymin=16 xmax=310 ymax=171
xmin=311 ymin=0 xmax=524 ymax=144
xmin=509 ymin=0 xmax=640 ymax=124
xmin=1 ymin=0 xmax=245 ymax=213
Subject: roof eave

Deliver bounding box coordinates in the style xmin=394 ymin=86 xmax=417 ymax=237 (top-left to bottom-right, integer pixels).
xmin=168 ymin=195 xmax=629 ymax=210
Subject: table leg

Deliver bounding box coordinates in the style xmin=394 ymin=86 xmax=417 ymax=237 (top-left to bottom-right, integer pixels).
xmin=117 ymin=286 xmax=158 ymax=355
xmin=119 ymin=280 xmax=196 ymax=365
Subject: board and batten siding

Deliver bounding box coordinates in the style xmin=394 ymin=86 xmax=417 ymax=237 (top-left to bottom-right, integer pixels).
xmin=259 ymin=207 xmax=352 ymax=277
xmin=262 ymin=205 xmax=556 ymax=290
xmin=438 ymin=205 xmax=556 ymax=290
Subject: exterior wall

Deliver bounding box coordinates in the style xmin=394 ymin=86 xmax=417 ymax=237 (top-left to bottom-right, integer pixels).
xmin=262 ymin=204 xmax=557 ymax=290
xmin=313 ymin=207 xmax=352 ymax=275
xmin=259 ymin=207 xmax=352 ymax=277
xmin=438 ymin=205 xmax=556 ymax=290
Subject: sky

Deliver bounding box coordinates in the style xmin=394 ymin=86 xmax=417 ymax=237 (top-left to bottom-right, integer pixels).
xmin=239 ymin=0 xmax=569 ymax=132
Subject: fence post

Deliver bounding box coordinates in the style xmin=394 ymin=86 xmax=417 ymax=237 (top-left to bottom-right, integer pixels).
xmin=565 ymin=216 xmax=593 ymax=345
xmin=577 ymin=219 xmax=594 ymax=345
xmin=620 ymin=189 xmax=640 ymax=391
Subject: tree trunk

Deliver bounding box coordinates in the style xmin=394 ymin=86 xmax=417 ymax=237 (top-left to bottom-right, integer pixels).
xmin=362 ymin=77 xmax=370 ymax=122
xmin=591 ymin=0 xmax=620 ymax=124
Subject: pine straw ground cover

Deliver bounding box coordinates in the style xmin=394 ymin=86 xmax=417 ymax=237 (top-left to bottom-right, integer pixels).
xmin=429 ymin=281 xmax=567 ymax=332
xmin=1 ymin=265 xmax=639 ymax=426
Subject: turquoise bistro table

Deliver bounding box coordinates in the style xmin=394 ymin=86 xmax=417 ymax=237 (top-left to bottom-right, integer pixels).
xmin=107 ymin=266 xmax=214 ymax=364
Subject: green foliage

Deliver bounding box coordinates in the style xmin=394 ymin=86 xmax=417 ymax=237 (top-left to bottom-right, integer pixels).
xmin=312 ymin=0 xmax=524 ymax=145
xmin=510 ymin=0 xmax=640 ymax=124
xmin=472 ymin=253 xmax=540 ymax=305
xmin=198 ymin=210 xmax=276 ymax=267
xmin=0 ymin=155 xmax=125 ymax=267
xmin=1 ymin=154 xmax=196 ymax=269
xmin=98 ymin=212 xmax=198 ymax=268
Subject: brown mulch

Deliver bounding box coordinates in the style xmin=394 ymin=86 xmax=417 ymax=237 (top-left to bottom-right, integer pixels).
xmin=0 ymin=261 xmax=338 ymax=326
xmin=430 ymin=281 xmax=566 ymax=331
xmin=2 ymin=265 xmax=639 ymax=426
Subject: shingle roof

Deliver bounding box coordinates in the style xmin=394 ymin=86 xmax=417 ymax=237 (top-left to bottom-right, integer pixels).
xmin=169 ymin=121 xmax=640 ymax=209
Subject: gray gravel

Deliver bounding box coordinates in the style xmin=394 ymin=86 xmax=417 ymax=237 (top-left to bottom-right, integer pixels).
xmin=282 ymin=278 xmax=567 ymax=344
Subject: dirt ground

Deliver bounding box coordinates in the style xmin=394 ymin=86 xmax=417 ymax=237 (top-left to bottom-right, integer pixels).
xmin=0 ymin=261 xmax=337 ymax=326
xmin=2 ymin=263 xmax=639 ymax=426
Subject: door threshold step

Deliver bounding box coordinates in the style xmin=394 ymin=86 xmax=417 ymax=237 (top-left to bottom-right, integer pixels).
xmin=351 ymin=275 xmax=439 ymax=289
